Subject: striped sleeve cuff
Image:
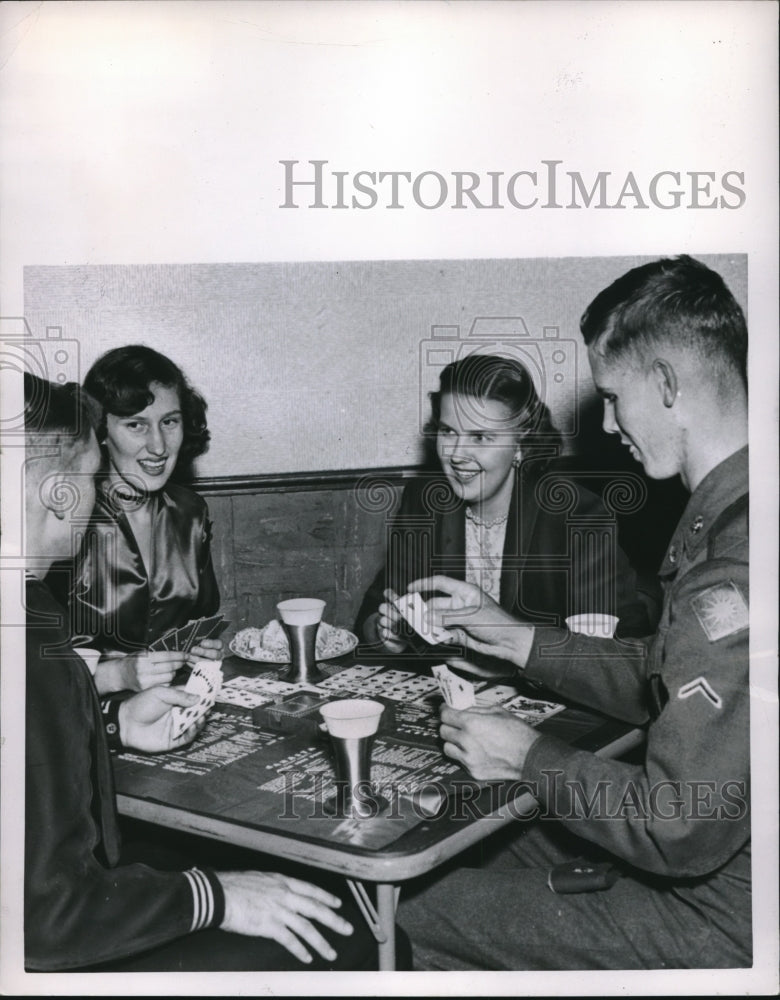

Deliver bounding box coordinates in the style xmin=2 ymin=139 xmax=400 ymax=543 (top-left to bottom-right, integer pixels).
xmin=183 ymin=867 xmax=225 ymax=932
xmin=100 ymin=696 xmax=124 ymax=751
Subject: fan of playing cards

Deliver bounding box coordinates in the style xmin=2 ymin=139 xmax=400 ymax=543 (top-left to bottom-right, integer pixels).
xmin=169 ymin=658 xmax=224 ymax=741
xmin=230 ymin=620 xmax=358 ymax=663
xmin=148 ymin=614 xmax=231 ymax=653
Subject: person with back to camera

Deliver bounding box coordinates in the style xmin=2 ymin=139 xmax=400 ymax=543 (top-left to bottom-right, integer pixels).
xmin=355 ymin=352 xmax=654 ymax=671
xmin=23 ymin=372 xmax=398 ymax=972
xmin=395 ymin=256 xmax=750 ymax=970
xmin=54 ymin=345 xmax=224 ymax=694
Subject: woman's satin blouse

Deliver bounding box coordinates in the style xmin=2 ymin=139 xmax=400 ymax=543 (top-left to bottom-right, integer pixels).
xmin=69 ymin=480 xmax=220 ymax=653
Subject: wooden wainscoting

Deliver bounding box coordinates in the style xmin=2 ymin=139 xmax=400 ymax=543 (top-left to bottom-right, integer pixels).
xmin=194 ymin=468 xmax=415 ymax=640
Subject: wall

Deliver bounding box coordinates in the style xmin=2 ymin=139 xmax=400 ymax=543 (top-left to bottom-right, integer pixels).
xmin=203 ymin=473 xmax=407 ymax=638
xmin=22 ymin=255 xmax=747 ymax=477
xmin=21 ymin=255 xmax=741 ymax=636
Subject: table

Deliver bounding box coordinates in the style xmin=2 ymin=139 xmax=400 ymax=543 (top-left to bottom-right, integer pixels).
xmin=113 ymin=654 xmax=644 ymax=970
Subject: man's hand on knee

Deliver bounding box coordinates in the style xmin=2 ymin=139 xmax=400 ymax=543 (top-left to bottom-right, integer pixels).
xmin=217 ymin=872 xmax=354 ymax=964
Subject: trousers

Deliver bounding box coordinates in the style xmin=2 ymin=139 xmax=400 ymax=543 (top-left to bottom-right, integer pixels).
xmin=396 ymin=819 xmax=750 ymax=971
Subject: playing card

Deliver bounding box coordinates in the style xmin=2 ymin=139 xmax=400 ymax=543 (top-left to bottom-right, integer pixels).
xmin=190 ymin=614 xmax=230 ymax=647
xmin=149 ymin=627 xmax=177 ymax=652
xmin=317 ymin=665 xmax=384 ymax=691
xmin=217 ymin=683 xmax=275 ymax=708
xmin=475 ymin=683 xmax=520 ymax=706
xmin=169 ymin=659 xmax=223 ymax=740
xmin=395 ymin=593 xmax=450 ymax=645
xmin=501 ymin=693 xmax=565 ymax=724
xmin=206 ymin=617 xmax=231 ymax=640
xmin=432 ymin=663 xmax=476 ymax=709
xmin=176 ymin=620 xmax=200 ymax=654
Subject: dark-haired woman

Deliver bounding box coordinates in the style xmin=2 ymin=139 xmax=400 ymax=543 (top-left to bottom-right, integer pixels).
xmin=68 ymin=345 xmax=222 ymax=694
xmin=356 ymin=354 xmax=653 ymax=658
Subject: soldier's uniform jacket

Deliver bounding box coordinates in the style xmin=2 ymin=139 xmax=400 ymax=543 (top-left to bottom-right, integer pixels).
xmin=521 ymin=447 xmax=750 ymax=960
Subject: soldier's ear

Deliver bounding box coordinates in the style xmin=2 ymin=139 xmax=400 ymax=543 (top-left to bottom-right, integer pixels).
xmin=651 ymin=358 xmax=678 ymax=408
xmin=39 ymin=471 xmax=72 ymax=521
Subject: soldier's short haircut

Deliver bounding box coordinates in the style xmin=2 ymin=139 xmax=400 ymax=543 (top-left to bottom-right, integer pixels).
xmin=580 ymin=255 xmax=747 ymax=389
xmin=24 ymin=373 xmax=98 ymax=471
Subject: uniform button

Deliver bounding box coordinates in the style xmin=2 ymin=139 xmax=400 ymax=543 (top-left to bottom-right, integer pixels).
xmin=691 ymin=515 xmax=704 ymax=534
xmin=106 ymin=722 xmax=118 ymax=735
xmin=668 ymin=545 xmax=678 ymax=564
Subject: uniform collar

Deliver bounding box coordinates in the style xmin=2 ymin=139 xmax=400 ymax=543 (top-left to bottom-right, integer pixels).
xmin=658 ymin=446 xmax=748 ymax=578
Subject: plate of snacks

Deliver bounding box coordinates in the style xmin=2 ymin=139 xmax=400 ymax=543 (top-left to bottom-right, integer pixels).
xmin=229 ymin=619 xmax=359 ymax=663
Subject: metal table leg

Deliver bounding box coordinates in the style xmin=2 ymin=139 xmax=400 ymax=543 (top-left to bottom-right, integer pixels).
xmin=346 ymin=878 xmax=398 ymax=971
xmin=376 ymin=882 xmax=397 ymax=971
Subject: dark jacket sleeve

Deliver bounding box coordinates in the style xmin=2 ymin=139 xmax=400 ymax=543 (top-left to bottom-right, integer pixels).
xmin=25 ymin=647 xmax=223 ymax=970
xmin=354 ymin=478 xmax=430 ymax=638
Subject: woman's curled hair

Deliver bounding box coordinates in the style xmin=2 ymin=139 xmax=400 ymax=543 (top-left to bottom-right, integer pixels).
xmin=427 ymin=353 xmax=562 ymax=458
xmin=83 ymin=345 xmax=210 ymax=475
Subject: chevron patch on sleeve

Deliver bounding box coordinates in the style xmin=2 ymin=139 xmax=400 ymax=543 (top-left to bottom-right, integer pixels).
xmin=690 ymin=581 xmax=749 ymax=642
xmin=678 ymin=676 xmax=723 ymax=709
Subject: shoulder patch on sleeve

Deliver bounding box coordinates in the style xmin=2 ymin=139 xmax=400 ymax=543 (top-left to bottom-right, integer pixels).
xmin=690 ymin=580 xmax=749 ymax=642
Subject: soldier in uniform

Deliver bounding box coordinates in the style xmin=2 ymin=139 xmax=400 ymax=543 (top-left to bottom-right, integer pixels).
xmin=397 ymin=255 xmax=750 ymax=969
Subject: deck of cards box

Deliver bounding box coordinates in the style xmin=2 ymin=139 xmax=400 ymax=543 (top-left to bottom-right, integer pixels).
xmin=252 ymin=691 xmax=396 ymax=739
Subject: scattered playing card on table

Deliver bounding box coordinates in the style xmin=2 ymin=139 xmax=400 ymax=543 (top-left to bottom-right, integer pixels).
xmin=500 ymin=693 xmax=565 ymax=724
xmin=217 ymin=682 xmax=276 ymax=709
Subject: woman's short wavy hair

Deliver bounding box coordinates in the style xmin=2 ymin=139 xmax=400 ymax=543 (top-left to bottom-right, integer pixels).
xmin=426 ymin=353 xmax=562 ymax=458
xmin=83 ymin=345 xmax=210 ymax=477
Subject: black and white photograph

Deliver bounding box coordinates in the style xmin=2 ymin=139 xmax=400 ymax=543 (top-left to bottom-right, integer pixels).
xmin=1 ymin=3 xmax=777 ymax=996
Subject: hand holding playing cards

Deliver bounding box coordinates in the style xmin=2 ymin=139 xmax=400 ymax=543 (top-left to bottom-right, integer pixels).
xmin=187 ymin=636 xmax=224 ymax=662
xmin=439 ymin=703 xmax=540 ymax=781
xmin=118 ymin=686 xmax=204 ymax=752
xmin=408 ymin=575 xmax=536 ymax=670
xmin=374 ymin=588 xmax=409 ymax=652
xmin=217 ymin=872 xmax=353 ymax=964
xmin=95 ymin=650 xmax=186 ymax=694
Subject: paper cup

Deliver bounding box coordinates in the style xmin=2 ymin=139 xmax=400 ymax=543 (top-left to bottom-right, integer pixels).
xmin=75 ymin=647 xmax=101 ymax=675
xmin=320 ymin=699 xmax=385 ymax=739
xmin=565 ymin=614 xmax=619 ymax=638
xmin=276 ymin=598 xmax=326 ymax=626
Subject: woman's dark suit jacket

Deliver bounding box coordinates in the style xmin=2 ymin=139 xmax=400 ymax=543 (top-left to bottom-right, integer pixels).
xmin=355 ymin=458 xmax=654 ymax=641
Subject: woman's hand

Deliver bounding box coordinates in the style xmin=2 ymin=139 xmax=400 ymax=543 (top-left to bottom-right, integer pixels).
xmin=187 ymin=636 xmax=224 ymax=662
xmin=95 ymin=650 xmax=186 ymax=694
xmin=372 ymin=588 xmax=408 ymax=653
xmin=217 ymin=872 xmax=353 ymax=964
xmin=407 ymin=575 xmax=536 ymax=670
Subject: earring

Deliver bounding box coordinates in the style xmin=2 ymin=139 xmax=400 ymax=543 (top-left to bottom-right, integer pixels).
xmin=512 ymin=451 xmax=523 ymax=468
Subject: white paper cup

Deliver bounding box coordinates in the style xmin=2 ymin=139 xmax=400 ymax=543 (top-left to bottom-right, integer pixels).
xmin=75 ymin=647 xmax=101 ymax=675
xmin=320 ymin=699 xmax=385 ymax=739
xmin=276 ymin=598 xmax=326 ymax=626
xmin=565 ymin=613 xmax=619 ymax=638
